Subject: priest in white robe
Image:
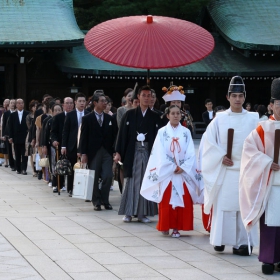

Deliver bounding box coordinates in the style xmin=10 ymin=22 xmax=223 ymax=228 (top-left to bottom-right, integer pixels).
xmin=141 ymin=104 xmax=201 ymax=237
xmin=202 ymin=76 xmax=259 ymax=255
xmin=240 ymin=78 xmax=280 ymax=275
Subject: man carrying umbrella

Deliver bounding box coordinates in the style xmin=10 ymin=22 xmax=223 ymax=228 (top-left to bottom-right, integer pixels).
xmin=114 ymin=85 xmax=161 ymax=223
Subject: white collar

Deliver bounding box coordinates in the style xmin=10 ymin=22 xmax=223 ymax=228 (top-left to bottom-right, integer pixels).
xmin=142 ymin=108 xmax=148 ymax=116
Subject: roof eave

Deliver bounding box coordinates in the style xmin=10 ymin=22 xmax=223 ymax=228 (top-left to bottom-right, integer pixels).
xmin=0 ymin=39 xmax=84 ymax=49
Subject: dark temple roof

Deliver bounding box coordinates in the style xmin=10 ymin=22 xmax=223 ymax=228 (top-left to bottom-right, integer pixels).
xmin=208 ymin=0 xmax=280 ymax=51
xmin=55 ymin=33 xmax=280 ymax=77
xmin=0 ymin=0 xmax=84 ymax=48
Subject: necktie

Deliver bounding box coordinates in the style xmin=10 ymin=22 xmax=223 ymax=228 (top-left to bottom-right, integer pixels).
xmin=78 ymin=112 xmax=82 ymax=127
xmin=96 ymin=112 xmax=103 ymax=126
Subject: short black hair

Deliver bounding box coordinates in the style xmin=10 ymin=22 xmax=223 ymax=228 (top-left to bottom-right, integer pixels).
xmin=75 ymin=92 xmax=86 ymax=101
xmin=92 ymin=93 xmax=105 ymax=103
xmin=137 ymin=85 xmax=151 ymax=95
xmin=214 ymin=105 xmax=225 ymax=112
xmin=205 ymin=99 xmax=213 ymax=105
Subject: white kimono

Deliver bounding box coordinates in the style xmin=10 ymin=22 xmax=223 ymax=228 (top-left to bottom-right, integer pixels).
xmin=140 ymin=122 xmax=201 ymax=208
xmin=240 ymin=117 xmax=280 ymax=230
xmin=202 ymin=108 xmax=259 ymax=247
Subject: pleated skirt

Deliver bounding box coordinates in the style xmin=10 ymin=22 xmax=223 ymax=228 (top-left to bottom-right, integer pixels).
xmin=157 ymin=182 xmax=193 ymax=231
xmin=118 ymin=142 xmax=158 ymax=216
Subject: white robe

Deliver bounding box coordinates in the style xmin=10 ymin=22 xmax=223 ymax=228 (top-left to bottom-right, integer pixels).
xmin=140 ymin=122 xmax=201 ymax=208
xmin=240 ymin=118 xmax=280 ymax=230
xmin=202 ymin=108 xmax=259 ymax=246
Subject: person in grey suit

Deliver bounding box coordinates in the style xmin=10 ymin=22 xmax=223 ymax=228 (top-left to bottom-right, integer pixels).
xmin=79 ymin=93 xmax=118 ymax=211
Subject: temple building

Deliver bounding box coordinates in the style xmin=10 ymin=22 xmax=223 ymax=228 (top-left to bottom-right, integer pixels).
xmin=1 ymin=0 xmax=280 ymax=121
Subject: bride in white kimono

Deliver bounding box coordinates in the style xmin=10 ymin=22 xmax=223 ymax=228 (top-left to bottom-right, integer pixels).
xmin=140 ymin=105 xmax=201 ymax=237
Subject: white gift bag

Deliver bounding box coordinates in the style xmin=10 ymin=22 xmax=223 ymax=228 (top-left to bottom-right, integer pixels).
xmin=72 ymin=168 xmax=95 ymax=200
xmin=35 ymin=153 xmax=42 ymax=171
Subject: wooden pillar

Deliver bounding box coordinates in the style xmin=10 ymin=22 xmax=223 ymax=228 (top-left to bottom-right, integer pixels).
xmin=16 ymin=63 xmax=26 ymax=101
xmin=4 ymin=64 xmax=15 ymax=98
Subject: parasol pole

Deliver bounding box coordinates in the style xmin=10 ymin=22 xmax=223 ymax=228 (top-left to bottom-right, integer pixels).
xmin=56 ymin=147 xmax=60 ymax=195
xmin=147 ymin=69 xmax=150 ymax=85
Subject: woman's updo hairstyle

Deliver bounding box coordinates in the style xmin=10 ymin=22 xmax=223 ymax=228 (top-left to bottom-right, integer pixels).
xmin=166 ymin=105 xmax=181 ymax=115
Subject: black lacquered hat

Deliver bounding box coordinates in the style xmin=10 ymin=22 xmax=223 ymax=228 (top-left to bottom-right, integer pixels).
xmin=271 ymin=78 xmax=280 ymax=100
xmin=228 ymin=76 xmax=246 ymax=96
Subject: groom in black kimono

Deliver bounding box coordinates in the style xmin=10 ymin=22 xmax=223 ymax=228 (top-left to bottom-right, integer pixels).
xmin=114 ymin=85 xmax=162 ymax=223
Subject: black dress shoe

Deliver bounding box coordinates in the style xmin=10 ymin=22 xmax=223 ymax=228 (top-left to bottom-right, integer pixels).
xmin=85 ymin=200 xmax=91 ymax=202
xmin=232 ymin=245 xmax=252 ymax=256
xmin=5 ymin=165 xmax=8 ymax=168
xmin=214 ymin=245 xmax=225 ymax=252
xmin=11 ymin=168 xmax=16 ymax=171
xmin=104 ymin=204 xmax=113 ymax=210
xmin=21 ymin=171 xmax=27 ymax=175
xmin=262 ymin=263 xmax=274 ymax=275
xmin=16 ymin=171 xmax=21 ymax=174
xmin=68 ymin=190 xmax=72 ymax=197
xmin=94 ymin=205 xmax=101 ymax=211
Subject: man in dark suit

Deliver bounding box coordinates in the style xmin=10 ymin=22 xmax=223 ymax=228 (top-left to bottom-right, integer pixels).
xmin=61 ymin=93 xmax=89 ymax=196
xmin=1 ymin=99 xmax=16 ymax=170
xmin=8 ymin=99 xmax=29 ymax=174
xmin=79 ymin=93 xmax=118 ymax=211
xmin=202 ymin=98 xmax=215 ymax=126
xmin=50 ymin=97 xmax=74 ymax=192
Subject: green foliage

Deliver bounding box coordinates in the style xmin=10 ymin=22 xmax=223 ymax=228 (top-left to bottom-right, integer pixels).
xmin=73 ymin=0 xmax=210 ymax=30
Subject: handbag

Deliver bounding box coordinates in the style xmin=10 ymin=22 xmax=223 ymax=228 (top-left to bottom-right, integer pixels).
xmin=39 ymin=157 xmax=49 ymax=167
xmin=72 ymin=168 xmax=95 ymax=200
xmin=35 ymin=153 xmax=42 ymax=171
xmin=55 ymin=155 xmax=72 ymax=175
xmin=73 ymin=157 xmax=83 ymax=170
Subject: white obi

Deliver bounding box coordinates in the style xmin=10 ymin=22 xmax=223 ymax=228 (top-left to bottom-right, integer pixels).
xmin=265 ymin=171 xmax=280 ymax=226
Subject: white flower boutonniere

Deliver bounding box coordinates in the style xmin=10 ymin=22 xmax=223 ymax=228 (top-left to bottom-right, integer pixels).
xmin=109 ymin=121 xmax=112 ymax=125
xmin=126 ymin=122 xmax=129 ymax=125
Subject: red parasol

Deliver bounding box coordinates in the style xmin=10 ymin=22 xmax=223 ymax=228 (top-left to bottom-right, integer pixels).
xmin=84 ymin=15 xmax=214 ymax=83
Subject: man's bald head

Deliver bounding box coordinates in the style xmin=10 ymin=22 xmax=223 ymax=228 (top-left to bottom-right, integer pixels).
xmin=63 ymin=97 xmax=74 ymax=113
xmin=16 ymin=99 xmax=24 ymax=111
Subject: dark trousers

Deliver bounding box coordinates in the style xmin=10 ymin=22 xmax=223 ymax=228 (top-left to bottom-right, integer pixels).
xmin=259 ymin=213 xmax=280 ymax=264
xmin=66 ymin=150 xmax=77 ymax=193
xmin=14 ymin=143 xmax=28 ymax=172
xmin=89 ymin=147 xmax=113 ymax=206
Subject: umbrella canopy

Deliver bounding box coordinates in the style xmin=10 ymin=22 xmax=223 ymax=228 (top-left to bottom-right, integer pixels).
xmin=84 ymin=15 xmax=214 ymax=70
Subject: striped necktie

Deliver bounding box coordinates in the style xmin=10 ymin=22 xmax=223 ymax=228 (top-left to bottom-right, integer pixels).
xmin=95 ymin=112 xmax=103 ymax=126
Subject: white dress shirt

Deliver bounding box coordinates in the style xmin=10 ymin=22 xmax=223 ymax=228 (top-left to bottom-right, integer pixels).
xmin=76 ymin=109 xmax=84 ymax=127
xmin=208 ymin=111 xmax=213 ymax=120
xmin=18 ymin=110 xmax=23 ymax=123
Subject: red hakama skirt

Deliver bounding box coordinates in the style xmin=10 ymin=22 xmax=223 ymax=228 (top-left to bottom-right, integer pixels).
xmin=157 ymin=182 xmax=193 ymax=231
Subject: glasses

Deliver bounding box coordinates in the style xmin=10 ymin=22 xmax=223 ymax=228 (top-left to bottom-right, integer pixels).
xmin=99 ymin=99 xmax=108 ymax=104
xmin=274 ymin=101 xmax=280 ymax=106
